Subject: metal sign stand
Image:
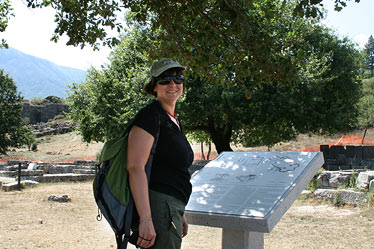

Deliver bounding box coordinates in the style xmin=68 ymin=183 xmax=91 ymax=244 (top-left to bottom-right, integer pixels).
xmin=185 ymin=151 xmax=324 ymax=249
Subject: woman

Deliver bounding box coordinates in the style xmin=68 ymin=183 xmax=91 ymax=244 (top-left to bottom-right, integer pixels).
xmin=127 ymin=59 xmax=194 ymax=249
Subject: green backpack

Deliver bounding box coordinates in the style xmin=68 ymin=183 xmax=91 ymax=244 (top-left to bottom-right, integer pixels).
xmin=93 ymin=117 xmax=160 ymax=249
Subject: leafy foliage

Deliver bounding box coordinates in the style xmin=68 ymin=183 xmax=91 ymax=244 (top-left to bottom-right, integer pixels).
xmin=19 ymin=0 xmax=359 ymax=85
xmin=178 ymin=19 xmax=362 ymax=152
xmin=358 ymin=78 xmax=374 ymax=128
xmin=0 ymin=70 xmax=31 ymax=154
xmin=0 ymin=0 xmax=13 ymax=48
xmin=66 ymin=5 xmax=362 ymax=153
xmin=67 ymin=28 xmax=153 ymax=142
xmin=364 ymin=35 xmax=374 ymax=77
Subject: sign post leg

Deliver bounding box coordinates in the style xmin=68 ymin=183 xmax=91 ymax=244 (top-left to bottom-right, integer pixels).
xmin=222 ymin=228 xmax=264 ymax=249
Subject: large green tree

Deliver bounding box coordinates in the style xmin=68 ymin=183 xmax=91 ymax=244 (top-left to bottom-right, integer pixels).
xmin=178 ymin=24 xmax=362 ymax=152
xmin=68 ymin=19 xmax=361 ymax=153
xmin=0 ymin=0 xmax=349 ymax=85
xmin=364 ymin=35 xmax=374 ymax=77
xmin=67 ymin=26 xmax=153 ymax=142
xmin=0 ymin=69 xmax=30 ymax=154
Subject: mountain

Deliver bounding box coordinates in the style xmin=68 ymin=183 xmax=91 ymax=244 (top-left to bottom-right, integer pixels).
xmin=0 ymin=47 xmax=87 ymax=99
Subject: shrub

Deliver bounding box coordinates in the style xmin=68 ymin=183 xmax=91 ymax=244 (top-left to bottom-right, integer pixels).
xmin=31 ymin=143 xmax=38 ymax=151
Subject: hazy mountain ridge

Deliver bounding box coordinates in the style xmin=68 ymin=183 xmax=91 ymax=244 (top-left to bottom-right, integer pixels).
xmin=0 ymin=47 xmax=87 ymax=99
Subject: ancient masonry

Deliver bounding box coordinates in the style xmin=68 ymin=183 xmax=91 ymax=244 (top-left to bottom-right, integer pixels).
xmin=1 ymin=159 xmax=374 ymax=206
xmin=0 ymin=160 xmax=97 ymax=191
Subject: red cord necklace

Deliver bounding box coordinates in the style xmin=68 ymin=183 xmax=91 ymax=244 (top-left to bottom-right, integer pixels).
xmin=167 ymin=112 xmax=178 ymax=119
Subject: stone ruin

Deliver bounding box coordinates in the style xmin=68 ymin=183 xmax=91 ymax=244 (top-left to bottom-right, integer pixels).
xmin=0 ymin=159 xmax=97 ymax=192
xmin=0 ymin=159 xmax=209 ymax=192
xmin=31 ymin=121 xmax=78 ymax=138
xmin=311 ymin=169 xmax=374 ymax=206
xmin=2 ymin=158 xmax=374 ymax=206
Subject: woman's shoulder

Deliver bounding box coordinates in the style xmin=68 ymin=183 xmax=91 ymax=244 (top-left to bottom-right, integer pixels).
xmin=132 ymin=100 xmax=163 ymax=137
xmin=136 ymin=100 xmax=163 ymax=119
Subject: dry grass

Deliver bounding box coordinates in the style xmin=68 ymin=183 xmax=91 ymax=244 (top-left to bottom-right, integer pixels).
xmin=2 ymin=129 xmax=374 ymax=248
xmin=1 ymin=182 xmax=374 ymax=249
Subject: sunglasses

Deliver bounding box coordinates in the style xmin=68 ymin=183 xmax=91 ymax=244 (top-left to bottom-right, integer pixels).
xmin=157 ymin=75 xmax=185 ymax=85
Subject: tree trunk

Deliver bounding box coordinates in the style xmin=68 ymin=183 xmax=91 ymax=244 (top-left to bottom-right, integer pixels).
xmin=207 ymin=142 xmax=211 ymax=160
xmin=209 ymin=124 xmax=233 ymax=154
xmin=200 ymin=141 xmax=205 ymax=160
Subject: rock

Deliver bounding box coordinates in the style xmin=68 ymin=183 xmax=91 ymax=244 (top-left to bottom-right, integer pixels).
xmin=27 ymin=163 xmax=38 ymax=170
xmin=314 ymin=188 xmax=367 ymax=206
xmin=369 ymin=179 xmax=374 ymax=193
xmin=356 ymin=171 xmax=374 ymax=190
xmin=316 ymin=171 xmax=353 ymax=188
xmin=329 ymin=172 xmax=351 ymax=188
xmin=48 ymin=194 xmax=71 ymax=202
xmin=1 ymin=180 xmax=38 ymax=192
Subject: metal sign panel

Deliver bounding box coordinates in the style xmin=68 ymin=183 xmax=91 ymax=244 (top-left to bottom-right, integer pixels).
xmin=185 ymin=151 xmax=324 ymax=232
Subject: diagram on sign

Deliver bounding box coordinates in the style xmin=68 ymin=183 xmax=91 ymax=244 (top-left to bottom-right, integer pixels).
xmin=207 ymin=153 xmax=300 ymax=184
xmin=266 ymin=155 xmax=300 ymax=172
xmin=186 ymin=151 xmax=323 ymax=219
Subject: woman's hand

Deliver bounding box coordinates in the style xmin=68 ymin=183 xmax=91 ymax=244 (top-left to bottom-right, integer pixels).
xmin=181 ymin=215 xmax=188 ymax=238
xmin=137 ymin=219 xmax=156 ymax=248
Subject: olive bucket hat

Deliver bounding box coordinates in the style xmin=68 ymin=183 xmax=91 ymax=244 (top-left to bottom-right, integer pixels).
xmin=150 ymin=59 xmax=185 ymax=77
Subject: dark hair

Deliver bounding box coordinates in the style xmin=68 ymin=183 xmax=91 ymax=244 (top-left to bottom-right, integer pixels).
xmin=144 ymin=68 xmax=184 ymax=97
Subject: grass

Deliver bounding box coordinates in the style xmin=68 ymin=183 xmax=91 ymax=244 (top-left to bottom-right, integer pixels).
xmin=2 ymin=128 xmax=374 ymax=248
xmin=1 ymin=182 xmax=374 ymax=249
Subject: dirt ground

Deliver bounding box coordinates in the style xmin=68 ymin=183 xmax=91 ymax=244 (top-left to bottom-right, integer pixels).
xmin=1 ymin=182 xmax=374 ymax=249
xmin=2 ymin=127 xmax=371 ymax=162
xmin=2 ymin=129 xmax=374 ymax=248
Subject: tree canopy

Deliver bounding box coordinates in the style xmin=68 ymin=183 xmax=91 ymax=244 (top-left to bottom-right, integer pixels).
xmin=0 ymin=0 xmax=13 ymax=48
xmin=179 ymin=25 xmax=362 ymax=152
xmin=364 ymin=35 xmax=374 ymax=77
xmin=19 ymin=0 xmax=358 ymax=87
xmin=67 ymin=17 xmax=362 ymax=153
xmin=67 ymin=27 xmax=153 ymax=142
xmin=0 ymin=70 xmax=31 ymax=154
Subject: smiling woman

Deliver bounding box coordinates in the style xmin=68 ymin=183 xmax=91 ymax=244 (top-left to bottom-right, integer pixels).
xmin=126 ymin=58 xmax=194 ymax=249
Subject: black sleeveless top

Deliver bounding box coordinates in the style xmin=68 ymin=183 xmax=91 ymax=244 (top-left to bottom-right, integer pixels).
xmin=132 ymin=100 xmax=194 ymax=205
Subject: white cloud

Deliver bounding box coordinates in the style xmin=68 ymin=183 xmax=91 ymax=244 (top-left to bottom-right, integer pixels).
xmin=354 ymin=34 xmax=370 ymax=49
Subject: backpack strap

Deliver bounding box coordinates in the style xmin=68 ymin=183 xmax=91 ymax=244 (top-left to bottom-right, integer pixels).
xmin=117 ymin=112 xmax=162 ymax=249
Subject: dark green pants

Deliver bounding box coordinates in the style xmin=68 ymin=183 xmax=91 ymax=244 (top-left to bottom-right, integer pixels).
xmin=133 ymin=190 xmax=186 ymax=249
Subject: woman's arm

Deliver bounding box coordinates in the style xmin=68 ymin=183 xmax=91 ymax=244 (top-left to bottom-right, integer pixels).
xmin=127 ymin=125 xmax=156 ymax=248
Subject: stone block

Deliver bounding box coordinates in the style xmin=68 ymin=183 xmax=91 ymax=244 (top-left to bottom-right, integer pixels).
xmin=363 ymin=146 xmax=374 ymax=160
xmin=345 ymin=146 xmax=359 ymax=158
xmin=1 ymin=180 xmax=38 ymax=192
xmin=0 ymin=171 xmax=16 ymax=177
xmin=44 ymin=165 xmax=74 ymax=174
xmin=314 ymin=188 xmax=366 ymax=206
xmin=25 ymin=173 xmax=94 ymax=183
xmin=73 ymin=160 xmax=98 ymax=166
xmin=369 ymin=179 xmax=374 ymax=193
xmin=329 ymin=172 xmax=351 ymax=188
xmin=72 ymin=169 xmax=95 ymax=174
xmin=6 ymin=160 xmax=31 ymax=166
xmin=20 ymin=170 xmax=43 ymax=176
xmin=356 ymin=171 xmax=374 ymax=190
xmin=27 ymin=163 xmax=38 ymax=170
xmin=329 ymin=146 xmax=346 ymax=156
xmin=316 ymin=171 xmax=330 ymax=188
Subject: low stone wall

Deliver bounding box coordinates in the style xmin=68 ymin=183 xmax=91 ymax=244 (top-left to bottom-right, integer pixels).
xmin=321 ymin=145 xmax=374 ymax=170
xmin=316 ymin=170 xmax=374 ymax=191
xmin=0 ymin=160 xmax=97 ymax=191
xmin=22 ymin=102 xmax=69 ymax=124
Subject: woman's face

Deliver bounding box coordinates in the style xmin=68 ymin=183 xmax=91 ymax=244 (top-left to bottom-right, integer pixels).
xmin=154 ymin=71 xmax=183 ymax=104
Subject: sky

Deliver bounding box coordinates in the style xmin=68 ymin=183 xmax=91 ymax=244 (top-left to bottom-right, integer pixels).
xmin=2 ymin=0 xmax=374 ymax=71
